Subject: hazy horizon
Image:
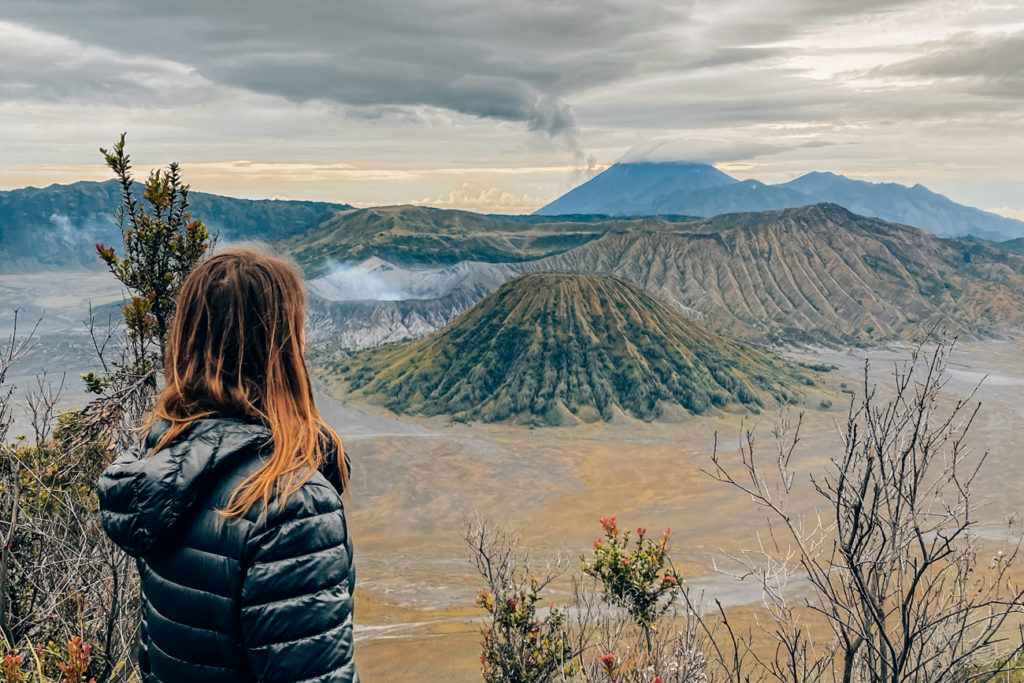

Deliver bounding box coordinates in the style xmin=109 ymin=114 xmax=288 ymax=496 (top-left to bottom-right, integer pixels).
xmin=5 ymin=161 xmax=1022 ymax=222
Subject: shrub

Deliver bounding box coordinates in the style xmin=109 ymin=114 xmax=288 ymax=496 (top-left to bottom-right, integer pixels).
xmin=475 ymin=582 xmax=577 ymax=683
xmin=0 ymin=635 xmax=102 ymax=683
xmin=581 ymin=518 xmax=679 ymax=630
xmin=467 ymin=522 xmax=580 ymax=682
xmin=95 ymin=132 xmax=213 ymax=361
xmin=469 ymin=518 xmax=710 ymax=683
xmin=0 ymin=135 xmax=212 ymax=683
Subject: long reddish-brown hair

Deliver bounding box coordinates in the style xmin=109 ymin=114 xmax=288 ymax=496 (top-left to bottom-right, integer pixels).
xmin=150 ymin=246 xmax=347 ymax=516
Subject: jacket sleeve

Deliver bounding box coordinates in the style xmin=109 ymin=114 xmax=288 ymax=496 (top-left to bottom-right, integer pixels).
xmin=239 ymin=488 xmax=357 ymax=683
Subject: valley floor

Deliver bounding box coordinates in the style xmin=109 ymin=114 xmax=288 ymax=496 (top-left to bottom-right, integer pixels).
xmin=321 ymin=338 xmax=1024 ymax=680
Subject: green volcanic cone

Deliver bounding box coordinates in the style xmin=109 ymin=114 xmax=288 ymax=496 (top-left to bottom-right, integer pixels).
xmin=333 ymin=273 xmax=809 ymax=424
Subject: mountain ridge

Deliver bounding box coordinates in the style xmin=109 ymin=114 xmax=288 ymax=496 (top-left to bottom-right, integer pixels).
xmin=288 ymin=203 xmax=1024 ymax=349
xmin=284 ymin=203 xmax=699 ymax=273
xmin=529 ymin=203 xmax=1024 ymax=344
xmin=0 ymin=179 xmax=351 ymax=271
xmin=779 ymin=172 xmax=1021 ymax=240
xmin=535 ymin=162 xmax=1024 ymax=240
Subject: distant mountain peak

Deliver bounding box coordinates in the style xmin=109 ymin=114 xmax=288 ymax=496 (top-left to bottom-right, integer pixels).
xmin=535 ymin=161 xmax=1024 ymax=240
xmin=535 ymin=161 xmax=737 ymax=217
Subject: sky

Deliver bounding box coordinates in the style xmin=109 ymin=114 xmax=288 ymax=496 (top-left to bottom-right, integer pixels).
xmin=0 ymin=0 xmax=1022 ymax=216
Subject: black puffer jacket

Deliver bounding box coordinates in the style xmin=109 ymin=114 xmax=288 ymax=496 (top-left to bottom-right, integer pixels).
xmin=97 ymin=418 xmax=357 ymax=683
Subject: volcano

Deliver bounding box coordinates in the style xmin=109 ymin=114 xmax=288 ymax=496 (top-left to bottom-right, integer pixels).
xmin=333 ymin=273 xmax=808 ymax=425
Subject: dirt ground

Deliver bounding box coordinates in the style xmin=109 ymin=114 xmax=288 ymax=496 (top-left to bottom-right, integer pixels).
xmin=320 ymin=338 xmax=1024 ymax=680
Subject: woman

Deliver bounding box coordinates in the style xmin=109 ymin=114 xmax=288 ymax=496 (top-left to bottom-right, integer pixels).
xmin=98 ymin=248 xmax=357 ymax=682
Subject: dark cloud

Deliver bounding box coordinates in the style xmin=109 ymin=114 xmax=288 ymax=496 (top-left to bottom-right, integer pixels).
xmin=0 ymin=0 xmax=940 ymax=138
xmin=697 ymin=0 xmax=930 ymax=46
xmin=0 ymin=0 xmax=690 ymax=137
xmin=873 ymin=30 xmax=1024 ymax=97
xmin=0 ymin=21 xmax=198 ymax=104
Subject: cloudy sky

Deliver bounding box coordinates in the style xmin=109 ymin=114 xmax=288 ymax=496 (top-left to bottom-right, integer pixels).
xmin=1 ymin=0 xmax=1022 ymax=215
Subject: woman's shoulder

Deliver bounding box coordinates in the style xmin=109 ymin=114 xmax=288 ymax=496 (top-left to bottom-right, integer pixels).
xmin=269 ymin=469 xmax=346 ymax=523
xmin=154 ymin=418 xmax=347 ymax=527
xmin=233 ymin=460 xmax=347 ymax=534
xmin=100 ymin=417 xmax=271 ymax=557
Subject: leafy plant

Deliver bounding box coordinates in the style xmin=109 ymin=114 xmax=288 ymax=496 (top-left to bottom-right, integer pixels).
xmin=582 ymin=518 xmax=679 ymax=630
xmin=475 ymin=582 xmax=578 ymax=683
xmin=0 ymin=636 xmax=101 ymax=683
xmin=467 ymin=521 xmax=581 ymax=683
xmin=95 ymin=132 xmax=214 ymax=362
xmin=1 ymin=134 xmax=213 ymax=683
xmin=470 ymin=517 xmax=711 ymax=683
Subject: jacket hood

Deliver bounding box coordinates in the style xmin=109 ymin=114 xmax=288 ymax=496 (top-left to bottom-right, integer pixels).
xmin=98 ymin=418 xmax=270 ymax=557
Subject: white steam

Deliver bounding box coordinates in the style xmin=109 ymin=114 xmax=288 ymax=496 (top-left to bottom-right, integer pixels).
xmin=310 ymin=259 xmax=419 ymax=301
xmin=307 ymin=257 xmax=517 ymax=302
xmin=48 ymin=212 xmax=110 ymax=247
xmin=48 ymin=212 xmax=77 ymax=246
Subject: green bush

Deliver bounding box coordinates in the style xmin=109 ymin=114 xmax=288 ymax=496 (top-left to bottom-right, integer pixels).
xmin=581 ymin=517 xmax=679 ymax=628
xmin=475 ymin=581 xmax=578 ymax=683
